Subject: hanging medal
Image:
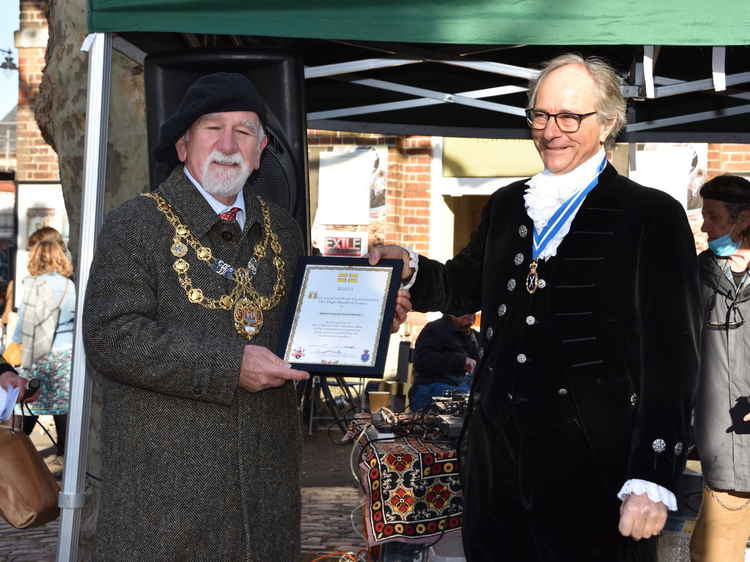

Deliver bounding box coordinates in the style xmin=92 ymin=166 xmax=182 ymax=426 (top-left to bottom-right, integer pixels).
xmin=526 ymin=157 xmax=607 ymax=294
xmin=144 ymin=192 xmax=286 ymax=342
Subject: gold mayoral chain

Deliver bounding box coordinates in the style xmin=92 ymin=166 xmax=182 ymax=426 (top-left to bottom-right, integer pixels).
xmin=143 ymin=192 xmax=285 ymax=341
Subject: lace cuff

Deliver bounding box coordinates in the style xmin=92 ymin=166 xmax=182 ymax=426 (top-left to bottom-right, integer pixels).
xmin=400 ymin=246 xmax=419 ymax=290
xmin=617 ymin=479 xmax=677 ymax=511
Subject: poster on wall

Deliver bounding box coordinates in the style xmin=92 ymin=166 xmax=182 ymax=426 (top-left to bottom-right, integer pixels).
xmin=14 ymin=183 xmax=69 ymax=304
xmin=629 ymin=143 xmax=708 ymax=211
xmin=313 ymin=146 xmax=388 ymax=253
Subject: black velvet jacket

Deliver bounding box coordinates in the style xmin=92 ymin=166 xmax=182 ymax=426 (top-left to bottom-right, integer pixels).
xmin=410 ymin=164 xmax=701 ymax=490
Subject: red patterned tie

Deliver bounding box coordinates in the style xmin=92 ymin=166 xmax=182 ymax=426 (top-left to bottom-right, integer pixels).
xmin=218 ymin=207 xmax=241 ymax=223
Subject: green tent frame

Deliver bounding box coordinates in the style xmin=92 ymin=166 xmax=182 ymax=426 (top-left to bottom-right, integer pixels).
xmin=88 ymin=0 xmax=749 ymax=46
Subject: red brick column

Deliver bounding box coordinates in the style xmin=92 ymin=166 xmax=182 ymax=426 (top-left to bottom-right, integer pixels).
xmin=15 ymin=0 xmax=58 ymax=183
xmin=707 ymin=143 xmax=750 ymax=178
xmin=391 ymin=136 xmax=432 ymax=254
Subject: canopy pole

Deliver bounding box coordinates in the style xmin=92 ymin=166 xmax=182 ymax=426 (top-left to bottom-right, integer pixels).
xmin=56 ymin=31 xmax=112 ymax=562
xmin=643 ymin=45 xmax=656 ymax=98
xmin=713 ymin=46 xmax=726 ymax=92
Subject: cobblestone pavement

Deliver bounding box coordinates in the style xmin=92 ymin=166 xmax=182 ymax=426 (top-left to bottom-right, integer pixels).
xmin=0 ymin=487 xmax=366 ymax=561
xmin=1 ymin=421 xmax=366 ymax=561
xmin=301 ymin=486 xmax=367 ymax=557
xmin=0 ymin=520 xmax=58 ymax=562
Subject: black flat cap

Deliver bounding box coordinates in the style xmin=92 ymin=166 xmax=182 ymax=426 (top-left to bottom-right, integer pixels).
xmin=154 ymin=72 xmax=268 ymax=163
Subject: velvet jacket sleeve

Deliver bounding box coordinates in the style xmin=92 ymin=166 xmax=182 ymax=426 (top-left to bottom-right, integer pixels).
xmin=625 ymin=192 xmax=701 ymax=488
xmin=82 ymin=198 xmax=242 ymax=406
xmin=409 ymin=196 xmax=495 ymax=315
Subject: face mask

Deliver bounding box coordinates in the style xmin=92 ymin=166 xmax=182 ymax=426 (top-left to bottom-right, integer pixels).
xmin=708 ymin=232 xmax=739 ymax=257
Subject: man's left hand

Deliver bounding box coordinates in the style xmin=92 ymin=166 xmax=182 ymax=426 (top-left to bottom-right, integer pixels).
xmin=391 ymin=289 xmax=412 ymax=333
xmin=744 ymin=412 xmax=750 ymax=422
xmin=618 ymin=493 xmax=667 ymax=540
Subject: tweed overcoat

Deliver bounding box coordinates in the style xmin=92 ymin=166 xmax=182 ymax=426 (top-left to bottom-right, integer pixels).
xmin=83 ymin=167 xmax=304 ymax=561
xmin=409 ymin=164 xmax=701 ymax=561
xmin=695 ymin=250 xmax=750 ymax=492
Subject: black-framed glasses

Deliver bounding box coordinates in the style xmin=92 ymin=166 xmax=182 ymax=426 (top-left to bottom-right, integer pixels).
xmin=525 ymin=109 xmax=598 ymax=133
xmin=705 ymin=294 xmax=746 ymax=330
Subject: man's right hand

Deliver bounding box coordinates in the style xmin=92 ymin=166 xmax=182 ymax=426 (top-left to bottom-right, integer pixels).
xmin=465 ymin=357 xmax=477 ymax=374
xmin=368 ymin=245 xmax=412 ymax=282
xmin=239 ymin=345 xmax=309 ymax=392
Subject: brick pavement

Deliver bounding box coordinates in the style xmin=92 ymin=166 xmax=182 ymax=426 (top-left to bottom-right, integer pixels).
xmin=0 ymin=519 xmax=58 ymax=562
xmin=301 ymin=486 xmax=367 ymax=557
xmin=0 ymin=486 xmax=366 ymax=561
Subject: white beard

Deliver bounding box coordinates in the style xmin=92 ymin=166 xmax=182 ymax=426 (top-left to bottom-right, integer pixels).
xmin=200 ymin=151 xmax=251 ymax=199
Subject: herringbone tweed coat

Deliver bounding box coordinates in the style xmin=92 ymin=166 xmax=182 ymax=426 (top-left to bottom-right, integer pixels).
xmin=83 ymin=167 xmax=304 ymax=561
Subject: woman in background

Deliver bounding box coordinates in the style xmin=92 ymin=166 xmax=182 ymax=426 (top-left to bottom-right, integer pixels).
xmin=13 ymin=227 xmax=75 ymax=465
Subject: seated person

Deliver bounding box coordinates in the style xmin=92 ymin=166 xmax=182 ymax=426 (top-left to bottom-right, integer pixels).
xmin=409 ymin=313 xmax=479 ymax=412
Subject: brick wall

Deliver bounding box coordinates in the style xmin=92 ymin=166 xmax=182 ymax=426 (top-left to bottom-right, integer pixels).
xmin=395 ymin=136 xmax=432 ymax=255
xmin=15 ymin=0 xmax=58 ymax=183
xmin=307 ymin=130 xmax=433 ymax=254
xmin=707 ymin=143 xmax=750 ymax=178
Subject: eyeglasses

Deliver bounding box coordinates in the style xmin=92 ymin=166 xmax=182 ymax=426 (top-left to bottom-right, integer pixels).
xmin=705 ymin=294 xmax=745 ymax=330
xmin=525 ymin=109 xmax=598 ymax=133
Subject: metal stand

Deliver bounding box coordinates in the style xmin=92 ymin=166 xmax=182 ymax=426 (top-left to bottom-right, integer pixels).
xmin=56 ymin=32 xmax=111 ymax=562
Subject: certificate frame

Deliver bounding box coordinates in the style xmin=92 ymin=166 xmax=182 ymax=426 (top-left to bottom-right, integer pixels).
xmin=278 ymin=256 xmax=403 ymax=377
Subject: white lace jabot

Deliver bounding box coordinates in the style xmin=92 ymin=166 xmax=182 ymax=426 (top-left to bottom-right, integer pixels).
xmin=523 ymin=149 xmax=606 ymax=261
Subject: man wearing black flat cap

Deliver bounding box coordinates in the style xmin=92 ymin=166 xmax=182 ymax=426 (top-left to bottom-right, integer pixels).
xmin=83 ymin=73 xmax=311 ymax=560
xmin=692 ymin=175 xmax=750 ymax=561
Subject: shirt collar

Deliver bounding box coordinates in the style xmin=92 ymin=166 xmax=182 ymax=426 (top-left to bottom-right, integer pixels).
xmin=525 ymin=148 xmax=606 ymax=201
xmin=183 ymin=167 xmax=246 ymax=230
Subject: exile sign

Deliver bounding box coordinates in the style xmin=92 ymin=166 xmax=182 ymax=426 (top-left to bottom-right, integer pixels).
xmin=324 ymin=234 xmax=365 ymax=257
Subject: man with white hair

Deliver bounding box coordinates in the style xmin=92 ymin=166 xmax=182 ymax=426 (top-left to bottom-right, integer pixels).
xmin=84 ymin=73 xmax=311 ymax=560
xmin=371 ymin=54 xmax=700 ymax=561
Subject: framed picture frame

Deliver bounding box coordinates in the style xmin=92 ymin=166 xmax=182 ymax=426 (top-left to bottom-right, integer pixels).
xmin=278 ymin=256 xmax=403 ymax=378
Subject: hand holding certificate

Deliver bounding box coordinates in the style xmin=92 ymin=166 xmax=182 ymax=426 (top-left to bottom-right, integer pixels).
xmin=279 ymin=257 xmax=403 ymax=377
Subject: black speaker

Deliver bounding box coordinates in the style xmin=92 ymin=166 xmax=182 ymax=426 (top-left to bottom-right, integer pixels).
xmin=143 ymin=50 xmax=309 ymax=250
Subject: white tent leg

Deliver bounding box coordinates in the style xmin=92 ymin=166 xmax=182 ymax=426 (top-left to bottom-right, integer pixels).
xmin=56 ymin=31 xmax=112 ymax=562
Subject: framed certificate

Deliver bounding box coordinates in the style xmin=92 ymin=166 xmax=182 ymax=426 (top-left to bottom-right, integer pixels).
xmin=279 ymin=256 xmax=403 ymax=377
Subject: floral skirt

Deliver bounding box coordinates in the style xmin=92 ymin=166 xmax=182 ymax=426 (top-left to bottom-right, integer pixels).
xmin=15 ymin=349 xmax=72 ymax=416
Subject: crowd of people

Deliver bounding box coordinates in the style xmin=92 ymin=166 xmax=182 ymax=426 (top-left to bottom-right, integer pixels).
xmin=0 ymin=53 xmax=747 ymax=562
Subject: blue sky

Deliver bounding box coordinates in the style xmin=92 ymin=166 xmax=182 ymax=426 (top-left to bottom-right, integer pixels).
xmin=0 ymin=2 xmax=19 ymax=120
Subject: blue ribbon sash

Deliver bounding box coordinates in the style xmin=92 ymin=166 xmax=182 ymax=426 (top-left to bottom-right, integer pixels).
xmin=526 ymin=157 xmax=607 ymax=294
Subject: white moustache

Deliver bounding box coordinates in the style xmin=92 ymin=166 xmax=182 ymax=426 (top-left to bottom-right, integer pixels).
xmin=210 ymin=152 xmax=245 ymax=166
